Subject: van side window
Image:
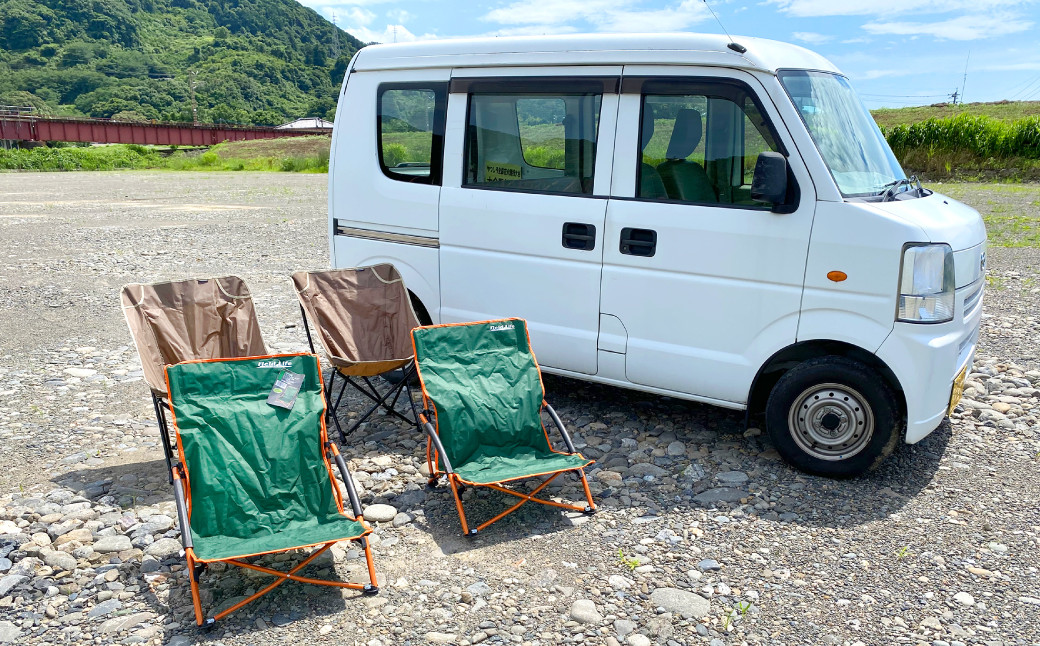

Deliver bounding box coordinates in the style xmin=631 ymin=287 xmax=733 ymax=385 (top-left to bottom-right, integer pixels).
xmin=378 ymin=83 xmax=447 ymax=184
xmin=464 ymin=92 xmax=601 ymax=195
xmin=637 ymin=82 xmax=782 ymax=207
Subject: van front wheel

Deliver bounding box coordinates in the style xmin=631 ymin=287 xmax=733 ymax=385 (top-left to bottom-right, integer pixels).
xmin=765 ymin=357 xmax=900 ymax=478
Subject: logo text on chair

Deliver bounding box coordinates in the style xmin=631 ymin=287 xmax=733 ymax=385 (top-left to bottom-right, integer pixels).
xmin=257 ymin=359 xmax=295 ymax=368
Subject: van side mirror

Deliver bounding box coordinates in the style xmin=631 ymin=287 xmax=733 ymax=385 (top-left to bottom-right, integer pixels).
xmin=751 ymin=152 xmax=788 ymax=210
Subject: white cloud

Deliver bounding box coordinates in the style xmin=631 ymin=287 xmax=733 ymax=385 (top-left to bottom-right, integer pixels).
xmin=483 ymin=24 xmax=581 ymax=36
xmin=768 ymin=0 xmax=1033 ymax=17
xmin=344 ymin=7 xmax=376 ymax=25
xmin=348 ymin=23 xmax=439 ymax=43
xmin=792 ymin=31 xmax=832 ymax=44
xmin=386 ymin=8 xmax=412 ymax=23
xmin=482 ymin=0 xmax=710 ymax=33
xmin=863 ymin=13 xmax=1033 ymax=40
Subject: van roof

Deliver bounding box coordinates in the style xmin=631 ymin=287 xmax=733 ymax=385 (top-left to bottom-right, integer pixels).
xmin=351 ymin=33 xmax=842 ymax=76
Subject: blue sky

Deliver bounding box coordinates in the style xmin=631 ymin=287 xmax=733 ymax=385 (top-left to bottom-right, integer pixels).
xmin=296 ymin=0 xmax=1040 ymax=108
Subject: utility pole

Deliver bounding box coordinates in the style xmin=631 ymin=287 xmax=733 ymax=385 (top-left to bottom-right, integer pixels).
xmin=950 ymin=89 xmax=959 ymax=105
xmin=960 ymin=51 xmax=970 ymax=105
xmin=188 ymin=70 xmax=200 ymax=125
xmin=331 ymin=12 xmax=340 ymax=59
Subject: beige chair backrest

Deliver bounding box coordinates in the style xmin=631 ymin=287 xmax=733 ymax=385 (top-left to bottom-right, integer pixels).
xmin=292 ymin=264 xmax=420 ymax=377
xmin=121 ymin=276 xmax=267 ymax=395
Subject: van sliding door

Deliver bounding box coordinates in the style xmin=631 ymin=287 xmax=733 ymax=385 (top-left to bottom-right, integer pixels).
xmin=438 ymin=70 xmax=620 ymax=375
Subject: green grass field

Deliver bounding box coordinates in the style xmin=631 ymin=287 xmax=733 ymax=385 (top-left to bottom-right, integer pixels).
xmin=871 ymin=101 xmax=1040 ymax=130
xmin=939 ymin=182 xmax=1040 ymax=247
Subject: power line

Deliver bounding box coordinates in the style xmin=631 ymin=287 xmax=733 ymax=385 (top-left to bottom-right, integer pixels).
xmin=1003 ymin=73 xmax=1040 ymax=99
xmin=1010 ymin=75 xmax=1040 ymax=101
xmin=860 ymin=93 xmax=949 ymax=99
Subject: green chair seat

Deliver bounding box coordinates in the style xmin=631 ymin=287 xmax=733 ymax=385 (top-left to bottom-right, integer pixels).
xmin=191 ymin=515 xmax=367 ymax=562
xmin=454 ymin=445 xmax=592 ymax=486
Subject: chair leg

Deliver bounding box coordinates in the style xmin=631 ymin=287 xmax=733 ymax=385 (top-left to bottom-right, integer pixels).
xmin=336 ymin=375 xmax=413 ymax=440
xmin=152 ymin=394 xmax=174 ymax=485
xmin=578 ymin=468 xmax=597 ymax=513
xmin=358 ymin=536 xmax=379 ymax=592
xmin=325 ymin=371 xmax=349 ymax=444
xmin=446 ymin=470 xmax=597 ymax=535
xmin=448 ymin=475 xmax=474 ymax=536
xmin=186 ymin=550 xmax=205 ymax=627
xmin=188 ymin=541 xmax=379 ymax=625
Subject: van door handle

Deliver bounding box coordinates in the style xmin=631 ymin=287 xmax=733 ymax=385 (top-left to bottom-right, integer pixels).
xmin=620 ymin=228 xmax=657 ymax=257
xmin=562 ymin=222 xmax=596 ymax=251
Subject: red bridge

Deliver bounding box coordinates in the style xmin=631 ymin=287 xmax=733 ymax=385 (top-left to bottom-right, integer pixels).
xmin=0 ymin=115 xmax=330 ymax=146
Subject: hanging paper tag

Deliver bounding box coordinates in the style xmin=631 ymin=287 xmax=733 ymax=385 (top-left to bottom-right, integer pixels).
xmin=267 ymin=370 xmax=304 ymax=410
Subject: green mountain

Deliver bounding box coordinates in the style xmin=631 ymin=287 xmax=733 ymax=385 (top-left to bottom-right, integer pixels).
xmin=0 ymin=0 xmax=365 ymax=125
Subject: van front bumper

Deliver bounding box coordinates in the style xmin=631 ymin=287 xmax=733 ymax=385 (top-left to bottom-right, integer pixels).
xmin=875 ymin=280 xmax=984 ymax=444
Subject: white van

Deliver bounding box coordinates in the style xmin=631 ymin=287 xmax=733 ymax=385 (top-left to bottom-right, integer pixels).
xmin=328 ymin=33 xmax=986 ymax=478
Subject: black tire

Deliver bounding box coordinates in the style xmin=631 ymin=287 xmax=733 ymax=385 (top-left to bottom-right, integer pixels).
xmin=765 ymin=356 xmax=902 ymax=478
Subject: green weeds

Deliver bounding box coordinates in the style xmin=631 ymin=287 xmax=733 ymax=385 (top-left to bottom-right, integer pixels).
xmin=617 ymin=549 xmax=640 ymax=571
xmin=0 ymin=143 xmax=330 ymax=173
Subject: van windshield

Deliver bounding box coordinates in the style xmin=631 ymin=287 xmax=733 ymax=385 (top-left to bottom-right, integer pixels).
xmin=778 ymin=70 xmax=907 ymax=198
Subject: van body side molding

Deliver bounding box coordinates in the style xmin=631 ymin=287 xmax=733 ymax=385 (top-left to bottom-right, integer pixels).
xmin=333 ymin=222 xmax=440 ymax=249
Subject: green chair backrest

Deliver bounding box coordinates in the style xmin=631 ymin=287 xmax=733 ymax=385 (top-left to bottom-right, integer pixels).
xmin=412 ymin=319 xmax=549 ymax=468
xmin=166 ymin=354 xmax=340 ymax=549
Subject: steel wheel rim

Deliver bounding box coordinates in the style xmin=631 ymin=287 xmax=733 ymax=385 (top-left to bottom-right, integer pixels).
xmin=787 ymin=382 xmax=873 ymax=461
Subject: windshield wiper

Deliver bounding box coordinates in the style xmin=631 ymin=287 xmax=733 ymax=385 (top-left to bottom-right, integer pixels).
xmin=879 ymin=176 xmax=922 ymax=201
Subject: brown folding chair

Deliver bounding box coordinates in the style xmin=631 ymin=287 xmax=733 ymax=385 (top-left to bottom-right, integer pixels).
xmin=120 ymin=276 xmax=267 ymax=479
xmin=292 ymin=264 xmax=420 ymax=442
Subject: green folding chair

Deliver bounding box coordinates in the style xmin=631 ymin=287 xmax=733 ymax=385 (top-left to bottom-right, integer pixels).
xmin=164 ymin=353 xmax=378 ymax=626
xmin=411 ymin=318 xmax=596 ymax=536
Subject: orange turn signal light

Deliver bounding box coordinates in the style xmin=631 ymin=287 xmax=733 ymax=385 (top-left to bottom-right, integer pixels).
xmin=827 ymin=271 xmax=848 ymax=282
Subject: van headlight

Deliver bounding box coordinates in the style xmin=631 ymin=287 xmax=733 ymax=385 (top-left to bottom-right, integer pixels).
xmin=897 ymin=243 xmax=955 ymax=323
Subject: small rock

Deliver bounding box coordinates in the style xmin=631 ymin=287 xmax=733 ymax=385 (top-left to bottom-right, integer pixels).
xmin=614 ymin=619 xmax=636 ymax=637
xmin=716 ymin=471 xmax=749 ymax=485
xmin=363 ymin=504 xmax=398 ymax=523
xmin=467 ymin=581 xmax=492 ymax=596
xmin=649 ymin=587 xmax=710 ymax=619
xmin=0 ymin=621 xmax=21 ymax=643
xmin=43 ymin=551 xmax=77 ymax=572
xmin=570 ymin=598 xmax=603 ymax=624
xmin=628 ymin=635 xmax=651 ymax=646
xmin=94 ymin=535 xmax=132 ymax=553
xmin=693 ymin=488 xmax=747 ymax=505
xmin=64 ymin=367 xmax=97 ymax=378
xmin=0 ymin=575 xmax=27 ymax=597
xmin=425 ymin=632 xmax=457 ymax=644
xmin=608 ymin=574 xmax=633 ymax=589
xmin=665 ymin=441 xmax=685 ymax=456
xmin=629 ymin=463 xmax=668 ymax=478
xmin=392 ymin=512 xmax=414 ymax=527
xmin=144 ymin=538 xmax=182 ymax=560
xmin=87 ymin=598 xmax=123 ymax=619
xmin=953 ymin=592 xmax=975 ymax=606
xmin=698 ymin=559 xmax=722 ymax=572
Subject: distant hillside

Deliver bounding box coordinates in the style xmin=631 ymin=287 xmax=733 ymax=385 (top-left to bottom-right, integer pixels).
xmin=0 ymin=0 xmax=364 ymax=125
xmin=872 ymin=101 xmax=1040 ymax=130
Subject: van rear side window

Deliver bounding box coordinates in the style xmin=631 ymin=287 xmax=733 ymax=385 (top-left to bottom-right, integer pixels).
xmin=378 ymin=83 xmax=447 ymax=184
xmin=464 ymin=91 xmax=601 ymax=195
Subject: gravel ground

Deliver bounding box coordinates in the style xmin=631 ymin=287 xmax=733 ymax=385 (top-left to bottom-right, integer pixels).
xmin=0 ymin=171 xmax=1038 ymax=646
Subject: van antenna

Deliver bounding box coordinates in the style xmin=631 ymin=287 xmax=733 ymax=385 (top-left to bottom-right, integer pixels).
xmin=702 ymin=0 xmax=746 ymax=53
